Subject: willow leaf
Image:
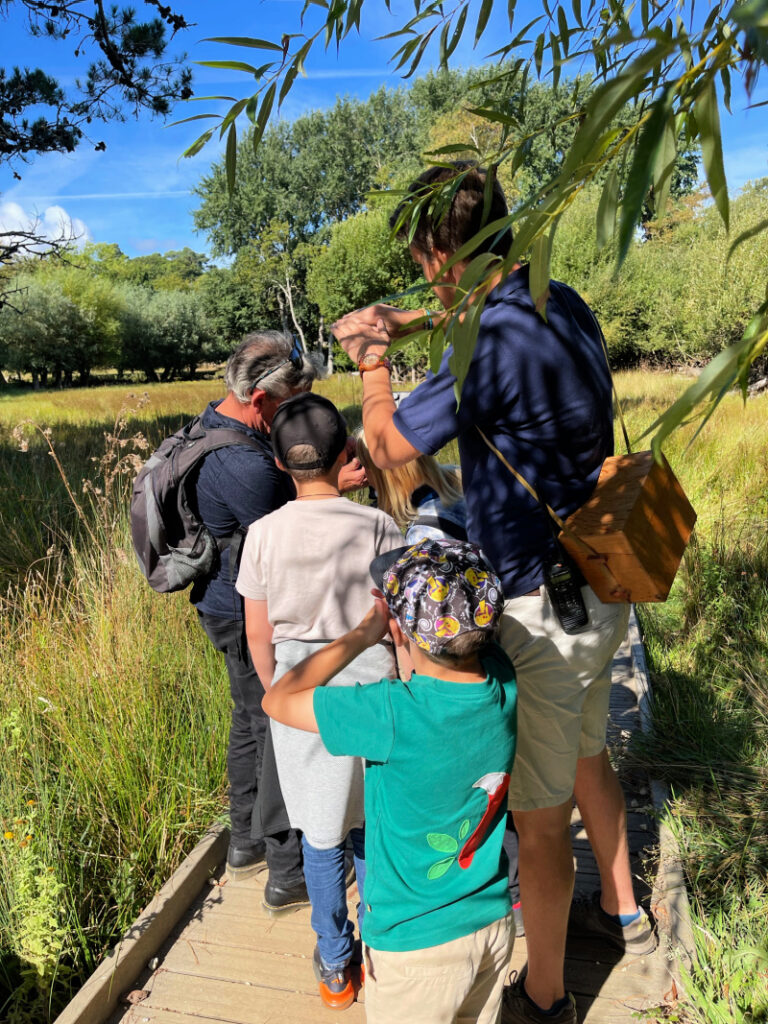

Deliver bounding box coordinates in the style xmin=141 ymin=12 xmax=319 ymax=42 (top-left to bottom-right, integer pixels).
xmin=279 ymin=62 xmax=299 ymax=106
xmin=195 ymin=60 xmax=265 ymax=74
xmin=429 ymin=324 xmax=446 ymax=375
xmin=557 ymin=6 xmax=570 ymax=53
xmin=251 ymin=83 xmax=276 ymax=155
xmin=617 ymin=87 xmax=673 ymax=264
xmin=475 ymin=0 xmax=493 ymax=44
xmin=167 ymin=113 xmax=219 ymax=128
xmin=696 ymin=78 xmax=730 ymax=232
xmin=641 ymin=308 xmax=768 ymax=455
xmin=449 ymin=299 xmax=485 ymax=404
xmin=203 ymin=36 xmax=284 ymax=52
xmin=529 ymin=232 xmax=551 ymax=317
xmin=182 ymin=127 xmax=214 ymax=159
xmin=219 ymin=97 xmax=250 ymax=137
xmin=652 ymin=116 xmax=677 ymax=219
xmin=596 ymin=166 xmax=619 ymax=249
xmin=446 ymin=5 xmax=469 ymax=61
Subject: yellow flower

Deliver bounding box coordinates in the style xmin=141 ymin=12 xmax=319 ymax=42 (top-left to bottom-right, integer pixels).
xmin=26 ymin=799 xmax=36 ymax=806
xmin=3 ymin=831 xmax=14 ymax=840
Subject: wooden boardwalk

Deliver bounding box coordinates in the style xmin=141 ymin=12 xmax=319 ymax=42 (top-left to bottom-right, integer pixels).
xmin=103 ymin=628 xmax=682 ymax=1024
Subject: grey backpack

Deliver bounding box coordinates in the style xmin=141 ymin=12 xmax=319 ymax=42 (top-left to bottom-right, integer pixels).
xmin=130 ymin=416 xmax=262 ymax=593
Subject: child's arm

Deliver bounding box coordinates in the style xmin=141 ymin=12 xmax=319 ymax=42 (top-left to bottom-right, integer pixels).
xmin=262 ymin=595 xmax=390 ymax=733
xmin=244 ymin=599 xmax=276 ymax=689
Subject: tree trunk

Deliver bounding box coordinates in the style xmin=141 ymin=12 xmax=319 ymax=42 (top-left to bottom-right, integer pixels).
xmin=318 ymin=316 xmax=333 ymax=375
xmin=280 ymin=275 xmax=307 ymax=352
xmin=277 ymin=292 xmax=289 ymax=333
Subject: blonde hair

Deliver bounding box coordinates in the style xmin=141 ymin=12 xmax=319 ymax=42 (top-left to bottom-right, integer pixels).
xmin=356 ymin=430 xmax=463 ymax=531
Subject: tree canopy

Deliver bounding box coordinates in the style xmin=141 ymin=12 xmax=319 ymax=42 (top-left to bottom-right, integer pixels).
xmin=0 ymin=0 xmax=192 ymax=290
xmin=186 ymin=0 xmax=768 ymax=450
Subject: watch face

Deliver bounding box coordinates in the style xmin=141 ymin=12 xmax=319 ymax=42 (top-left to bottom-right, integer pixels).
xmin=361 ymin=353 xmax=381 ymax=367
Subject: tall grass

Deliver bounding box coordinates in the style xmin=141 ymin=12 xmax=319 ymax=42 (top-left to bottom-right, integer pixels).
xmin=0 ymin=373 xmax=766 ymax=1022
xmin=614 ymin=373 xmax=768 ymax=1024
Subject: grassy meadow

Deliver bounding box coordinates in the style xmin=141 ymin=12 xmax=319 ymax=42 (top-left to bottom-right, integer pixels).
xmin=0 ymin=371 xmax=766 ymax=1022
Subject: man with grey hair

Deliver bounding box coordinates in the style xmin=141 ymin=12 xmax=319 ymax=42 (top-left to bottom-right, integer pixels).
xmin=190 ymin=331 xmax=365 ymax=910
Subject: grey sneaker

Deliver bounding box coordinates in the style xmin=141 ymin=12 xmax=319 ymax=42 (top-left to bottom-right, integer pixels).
xmin=502 ymin=977 xmax=576 ymax=1024
xmin=568 ymin=891 xmax=657 ymax=955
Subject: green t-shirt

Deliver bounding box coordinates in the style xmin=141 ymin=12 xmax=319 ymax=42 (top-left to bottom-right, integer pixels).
xmin=314 ymin=644 xmax=517 ymax=953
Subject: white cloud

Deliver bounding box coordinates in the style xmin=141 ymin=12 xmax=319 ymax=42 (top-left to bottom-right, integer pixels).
xmin=0 ymin=201 xmax=92 ymax=252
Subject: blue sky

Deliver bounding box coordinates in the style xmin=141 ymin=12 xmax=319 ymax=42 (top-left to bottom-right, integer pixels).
xmin=1 ymin=0 xmax=766 ymax=258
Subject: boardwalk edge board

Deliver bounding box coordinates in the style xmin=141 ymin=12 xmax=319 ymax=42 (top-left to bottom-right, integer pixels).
xmin=628 ymin=607 xmax=697 ymax=980
xmin=53 ymin=823 xmax=229 ymax=1024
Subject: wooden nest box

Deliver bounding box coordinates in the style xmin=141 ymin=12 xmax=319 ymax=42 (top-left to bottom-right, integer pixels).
xmin=559 ymin=451 xmax=697 ymax=603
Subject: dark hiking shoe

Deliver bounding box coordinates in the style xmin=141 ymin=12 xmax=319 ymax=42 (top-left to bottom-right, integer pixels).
xmin=313 ymin=945 xmax=355 ymax=1010
xmin=226 ymin=840 xmax=266 ymax=880
xmin=262 ymin=876 xmax=311 ymax=915
xmin=502 ymin=977 xmax=577 ymax=1024
xmin=568 ymin=891 xmax=657 ymax=955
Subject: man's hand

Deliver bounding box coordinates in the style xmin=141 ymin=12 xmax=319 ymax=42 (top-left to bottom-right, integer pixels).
xmin=338 ymin=438 xmax=366 ymax=492
xmin=338 ymin=453 xmax=367 ymax=493
xmin=331 ymin=314 xmax=390 ymax=365
xmin=333 ymin=305 xmax=431 ymax=363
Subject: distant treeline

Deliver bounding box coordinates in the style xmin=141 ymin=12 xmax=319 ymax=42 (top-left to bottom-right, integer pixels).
xmin=1 ymin=67 xmax=764 ymax=387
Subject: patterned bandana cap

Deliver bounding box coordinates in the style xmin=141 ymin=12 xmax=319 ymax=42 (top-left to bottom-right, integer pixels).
xmin=382 ymin=539 xmax=504 ymax=655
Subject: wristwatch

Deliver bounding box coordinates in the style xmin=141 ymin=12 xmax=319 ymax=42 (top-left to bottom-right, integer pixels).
xmin=358 ymin=352 xmax=392 ymax=375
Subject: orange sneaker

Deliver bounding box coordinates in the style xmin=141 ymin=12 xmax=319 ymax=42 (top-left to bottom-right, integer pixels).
xmin=313 ymin=946 xmax=355 ymax=1010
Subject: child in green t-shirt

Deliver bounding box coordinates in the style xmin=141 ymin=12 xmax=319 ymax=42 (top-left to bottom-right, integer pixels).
xmin=263 ymin=538 xmax=517 ymax=1024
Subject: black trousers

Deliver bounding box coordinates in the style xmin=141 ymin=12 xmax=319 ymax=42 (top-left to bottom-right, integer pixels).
xmin=198 ymin=611 xmax=303 ymax=884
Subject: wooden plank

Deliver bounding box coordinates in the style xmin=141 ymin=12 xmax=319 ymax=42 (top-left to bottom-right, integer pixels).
xmin=55 ymin=824 xmax=229 ymax=1024
xmin=97 ymin=629 xmax=688 ymax=1024
xmin=119 ymin=970 xmax=366 ymax=1024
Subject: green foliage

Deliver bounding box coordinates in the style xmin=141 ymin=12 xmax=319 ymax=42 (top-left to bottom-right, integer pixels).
xmin=0 ymin=261 xmax=225 ymax=386
xmin=0 ymin=396 xmax=230 ymax=1020
xmin=613 ymin=373 xmax=768 ymax=1024
xmin=83 ymin=244 xmax=210 ymax=292
xmin=191 ymin=0 xmax=768 ymax=448
xmin=582 ymin=182 xmax=768 ymax=372
xmin=306 ymin=206 xmax=428 ymax=372
xmin=191 ymin=88 xmax=423 ymax=258
xmin=0 ymin=0 xmax=192 ymax=171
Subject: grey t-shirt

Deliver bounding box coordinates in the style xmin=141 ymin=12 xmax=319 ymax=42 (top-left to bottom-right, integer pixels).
xmin=236 ymin=497 xmax=404 ymax=847
xmin=236 ymin=497 xmax=404 ymax=642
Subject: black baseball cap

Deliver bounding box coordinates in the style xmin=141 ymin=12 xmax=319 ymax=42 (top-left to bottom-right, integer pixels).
xmin=271 ymin=393 xmax=348 ymax=470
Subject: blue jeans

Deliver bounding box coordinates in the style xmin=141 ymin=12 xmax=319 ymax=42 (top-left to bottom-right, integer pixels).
xmin=302 ymin=828 xmax=366 ymax=970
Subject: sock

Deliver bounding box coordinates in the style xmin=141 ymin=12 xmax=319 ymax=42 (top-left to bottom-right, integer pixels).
xmin=606 ymin=907 xmax=641 ymax=926
xmin=522 ymin=982 xmax=570 ymax=1016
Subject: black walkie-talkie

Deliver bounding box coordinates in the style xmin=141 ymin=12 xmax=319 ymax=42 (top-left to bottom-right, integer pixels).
xmin=544 ymin=551 xmax=589 ymax=634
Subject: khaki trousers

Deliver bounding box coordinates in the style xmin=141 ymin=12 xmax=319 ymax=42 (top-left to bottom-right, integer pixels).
xmin=364 ymin=913 xmax=513 ymax=1024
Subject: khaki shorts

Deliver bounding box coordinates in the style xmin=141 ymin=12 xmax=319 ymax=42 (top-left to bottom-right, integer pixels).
xmin=500 ymin=586 xmax=630 ymax=812
xmin=364 ymin=914 xmax=513 ymax=1024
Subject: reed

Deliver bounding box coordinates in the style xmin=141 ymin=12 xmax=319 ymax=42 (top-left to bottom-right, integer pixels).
xmin=0 ymin=372 xmax=765 ymax=1022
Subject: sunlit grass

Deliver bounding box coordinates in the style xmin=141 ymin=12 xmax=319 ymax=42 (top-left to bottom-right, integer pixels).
xmin=0 ymin=370 xmax=766 ymax=1022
